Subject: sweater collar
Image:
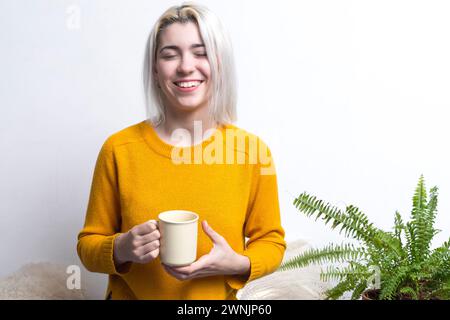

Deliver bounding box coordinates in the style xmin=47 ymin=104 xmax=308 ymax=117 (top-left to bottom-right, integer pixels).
xmin=139 ymin=120 xmax=228 ymax=159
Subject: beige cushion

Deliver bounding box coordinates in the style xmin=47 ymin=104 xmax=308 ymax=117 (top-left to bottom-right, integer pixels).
xmin=0 ymin=262 xmax=87 ymax=300
xmin=237 ymin=240 xmax=331 ymax=300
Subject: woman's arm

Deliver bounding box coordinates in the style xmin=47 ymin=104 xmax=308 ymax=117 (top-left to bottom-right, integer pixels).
xmin=77 ymin=139 xmax=129 ymax=275
xmin=226 ymin=142 xmax=286 ymax=289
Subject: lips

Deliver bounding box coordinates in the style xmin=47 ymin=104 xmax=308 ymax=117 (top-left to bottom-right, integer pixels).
xmin=172 ymin=80 xmax=204 ymax=92
xmin=173 ymin=80 xmax=204 ymax=88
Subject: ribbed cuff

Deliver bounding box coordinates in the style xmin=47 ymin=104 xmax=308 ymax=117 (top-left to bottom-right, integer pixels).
xmin=102 ymin=234 xmax=132 ymax=275
xmin=246 ymin=250 xmax=264 ymax=282
xmin=225 ymin=250 xmax=263 ymax=290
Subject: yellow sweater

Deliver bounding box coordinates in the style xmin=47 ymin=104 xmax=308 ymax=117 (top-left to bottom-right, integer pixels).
xmin=77 ymin=120 xmax=286 ymax=300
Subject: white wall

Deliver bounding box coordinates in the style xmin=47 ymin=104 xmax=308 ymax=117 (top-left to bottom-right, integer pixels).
xmin=1 ymin=0 xmax=449 ymax=299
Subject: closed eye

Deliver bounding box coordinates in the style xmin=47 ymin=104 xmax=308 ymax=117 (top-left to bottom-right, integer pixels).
xmin=161 ymin=53 xmax=205 ymax=59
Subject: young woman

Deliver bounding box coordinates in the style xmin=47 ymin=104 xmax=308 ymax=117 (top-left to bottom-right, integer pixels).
xmin=77 ymin=3 xmax=286 ymax=300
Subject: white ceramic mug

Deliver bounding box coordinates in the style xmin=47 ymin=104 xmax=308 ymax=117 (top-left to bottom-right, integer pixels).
xmin=158 ymin=210 xmax=199 ymax=267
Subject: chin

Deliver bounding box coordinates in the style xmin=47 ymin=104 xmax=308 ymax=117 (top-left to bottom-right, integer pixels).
xmin=175 ymin=101 xmax=207 ymax=111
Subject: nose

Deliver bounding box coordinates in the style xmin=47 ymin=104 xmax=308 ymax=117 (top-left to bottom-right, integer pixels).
xmin=177 ymin=53 xmax=195 ymax=75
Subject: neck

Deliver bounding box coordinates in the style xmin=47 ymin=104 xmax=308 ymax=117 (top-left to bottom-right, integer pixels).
xmin=154 ymin=103 xmax=218 ymax=145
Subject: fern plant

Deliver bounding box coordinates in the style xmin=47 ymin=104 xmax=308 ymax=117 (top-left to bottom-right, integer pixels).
xmin=279 ymin=176 xmax=449 ymax=300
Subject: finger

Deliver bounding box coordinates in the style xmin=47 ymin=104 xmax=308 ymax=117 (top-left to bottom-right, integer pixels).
xmin=138 ymin=229 xmax=160 ymax=244
xmin=170 ymin=255 xmax=208 ymax=274
xmin=148 ymin=219 xmax=158 ymax=228
xmin=139 ymin=239 xmax=160 ymax=255
xmin=188 ymin=269 xmax=218 ymax=279
xmin=202 ymin=220 xmax=224 ymax=244
xmin=133 ymin=220 xmax=158 ymax=236
xmin=139 ymin=248 xmax=159 ymax=263
xmin=169 ymin=264 xmax=196 ymax=275
xmin=162 ymin=264 xmax=189 ymax=281
xmin=165 ymin=265 xmax=216 ymax=280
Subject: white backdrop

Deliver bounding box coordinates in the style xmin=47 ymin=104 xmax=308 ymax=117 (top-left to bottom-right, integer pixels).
xmin=1 ymin=0 xmax=449 ymax=299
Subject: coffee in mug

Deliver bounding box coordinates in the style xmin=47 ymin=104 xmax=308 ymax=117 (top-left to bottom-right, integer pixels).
xmin=158 ymin=210 xmax=199 ymax=266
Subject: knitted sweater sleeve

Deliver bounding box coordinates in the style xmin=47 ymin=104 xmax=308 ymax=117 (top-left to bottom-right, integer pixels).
xmin=226 ymin=142 xmax=286 ymax=290
xmin=77 ymin=138 xmax=130 ymax=275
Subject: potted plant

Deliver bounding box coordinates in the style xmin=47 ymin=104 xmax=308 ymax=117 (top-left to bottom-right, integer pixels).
xmin=279 ymin=176 xmax=449 ymax=300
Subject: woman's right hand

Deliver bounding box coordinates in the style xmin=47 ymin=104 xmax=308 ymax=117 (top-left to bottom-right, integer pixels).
xmin=113 ymin=220 xmax=160 ymax=267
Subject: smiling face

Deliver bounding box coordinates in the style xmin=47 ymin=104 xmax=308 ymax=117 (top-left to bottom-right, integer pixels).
xmin=154 ymin=21 xmax=211 ymax=114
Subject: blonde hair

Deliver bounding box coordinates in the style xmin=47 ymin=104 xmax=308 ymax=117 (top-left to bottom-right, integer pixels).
xmin=143 ymin=2 xmax=237 ymax=126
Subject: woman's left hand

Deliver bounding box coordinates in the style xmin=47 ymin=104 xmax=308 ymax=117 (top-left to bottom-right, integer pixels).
xmin=162 ymin=220 xmax=250 ymax=281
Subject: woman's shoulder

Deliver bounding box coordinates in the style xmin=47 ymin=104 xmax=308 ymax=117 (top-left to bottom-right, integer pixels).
xmin=222 ymin=123 xmax=273 ymax=153
xmin=100 ymin=120 xmax=147 ymax=152
xmin=221 ymin=124 xmax=275 ymax=175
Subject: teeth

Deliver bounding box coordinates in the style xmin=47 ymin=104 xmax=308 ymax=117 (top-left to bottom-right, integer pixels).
xmin=176 ymin=81 xmax=202 ymax=88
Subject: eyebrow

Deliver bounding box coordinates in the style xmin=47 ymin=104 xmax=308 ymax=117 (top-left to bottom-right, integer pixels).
xmin=159 ymin=44 xmax=205 ymax=53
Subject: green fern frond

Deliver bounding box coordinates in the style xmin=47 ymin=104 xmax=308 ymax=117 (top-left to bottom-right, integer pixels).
xmin=379 ymin=266 xmax=410 ymax=300
xmin=324 ymin=277 xmax=356 ymax=300
xmin=279 ymin=243 xmax=366 ymax=272
xmin=428 ymin=239 xmax=449 ymax=264
xmin=342 ymin=205 xmax=376 ymax=239
xmin=370 ymin=248 xmax=406 ymax=275
xmin=423 ymin=186 xmax=439 ymax=253
xmin=426 ymin=187 xmax=439 ymax=225
xmin=320 ymin=265 xmax=349 ymax=282
xmin=407 ymin=185 xmax=440 ymax=265
xmin=405 ymin=221 xmax=417 ymax=263
xmin=320 ymin=263 xmax=369 ymax=282
xmin=394 ymin=211 xmax=404 ymax=245
xmin=399 ymin=286 xmax=418 ymax=300
xmin=429 ymin=278 xmax=450 ymax=299
xmin=372 ymin=230 xmax=405 ymax=259
xmin=427 ymin=239 xmax=450 ymax=281
xmin=293 ymin=193 xmax=379 ymax=246
xmin=410 ymin=175 xmax=431 ymax=263
xmin=412 ymin=175 xmax=427 ymax=221
xmin=351 ymin=281 xmax=369 ymax=300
